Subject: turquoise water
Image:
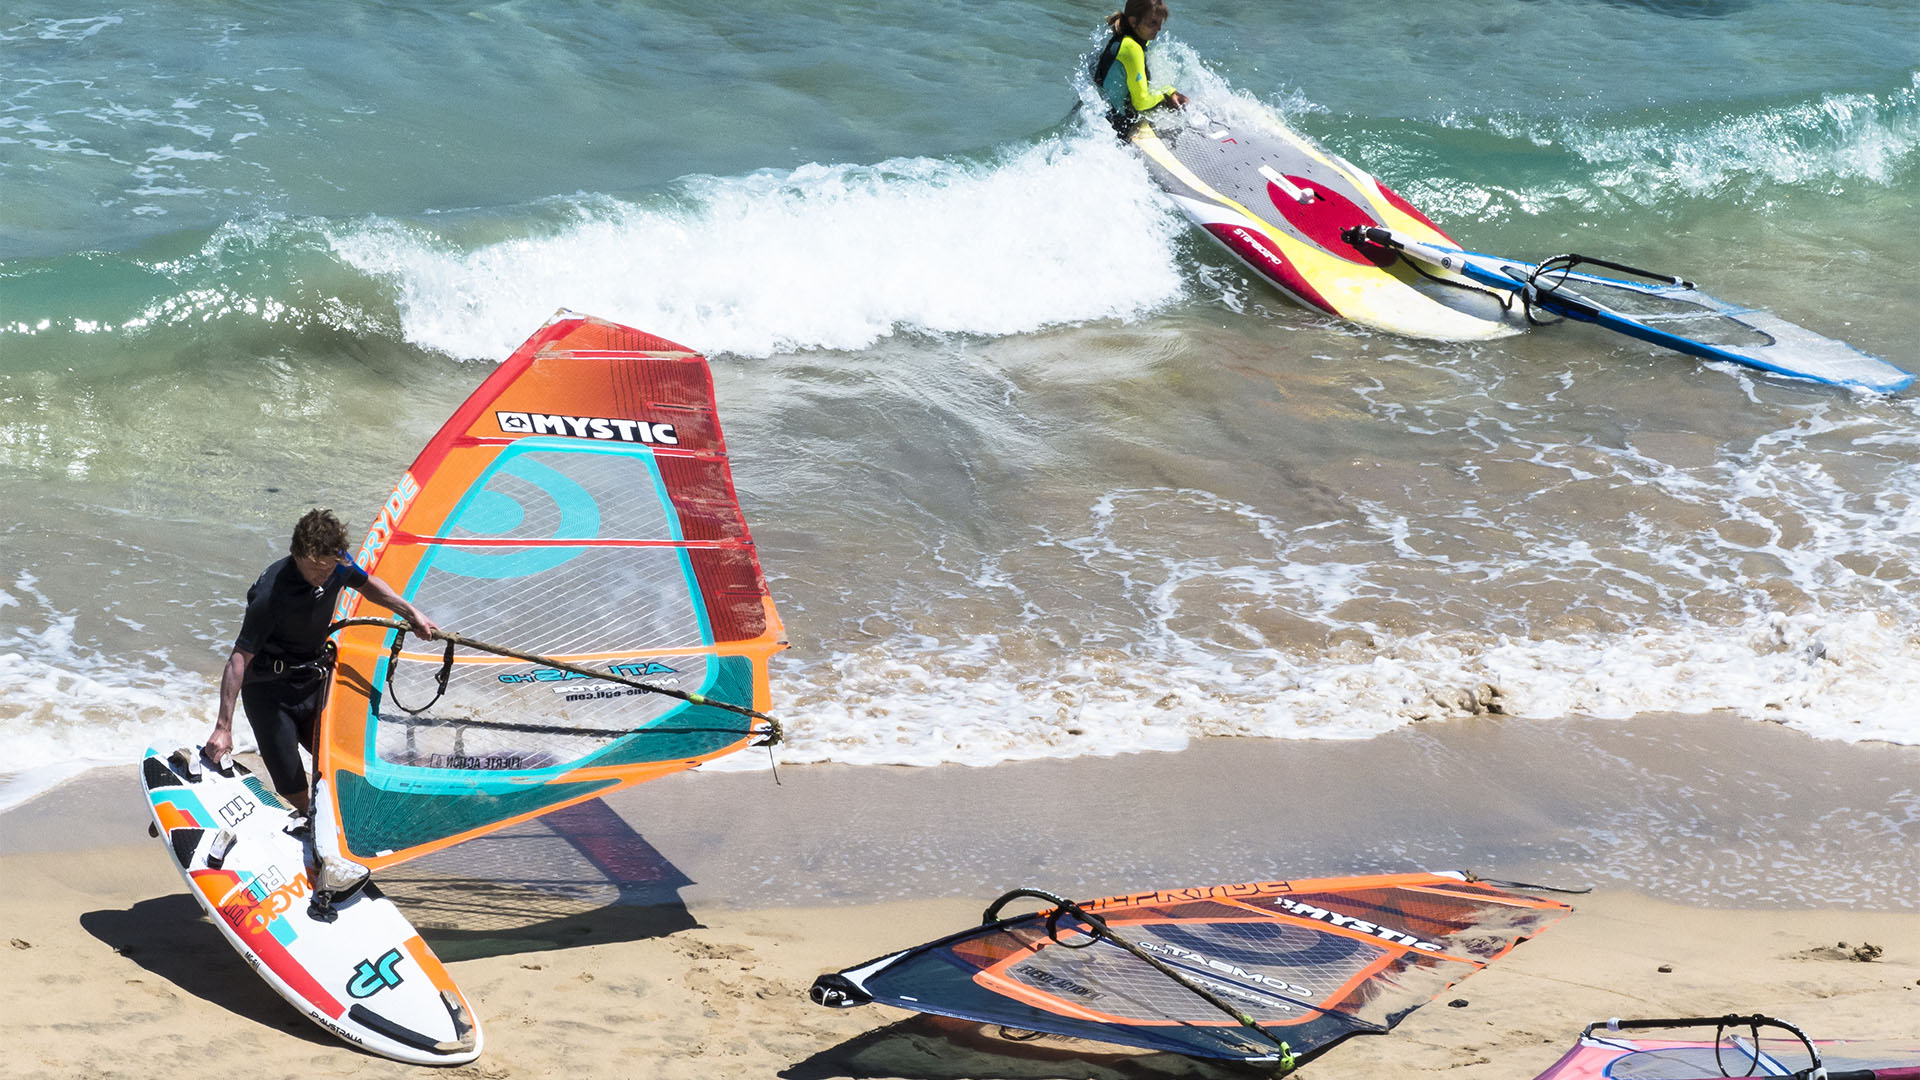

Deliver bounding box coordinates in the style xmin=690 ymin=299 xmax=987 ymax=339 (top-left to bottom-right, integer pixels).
xmin=3 ymin=1 xmax=1918 ymax=804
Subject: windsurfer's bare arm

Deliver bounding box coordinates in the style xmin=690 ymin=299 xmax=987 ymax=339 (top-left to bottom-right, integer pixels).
xmin=355 ymin=573 xmax=439 ymax=640
xmin=204 ymin=647 xmax=252 ymax=762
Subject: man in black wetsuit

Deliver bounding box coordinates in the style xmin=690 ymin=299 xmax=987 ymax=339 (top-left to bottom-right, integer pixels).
xmin=203 ymin=508 xmax=437 ymax=814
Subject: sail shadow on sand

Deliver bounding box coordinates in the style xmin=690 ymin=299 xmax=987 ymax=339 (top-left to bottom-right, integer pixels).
xmin=781 ymin=1013 xmax=1256 ymax=1080
xmin=374 ymin=797 xmax=701 ymax=962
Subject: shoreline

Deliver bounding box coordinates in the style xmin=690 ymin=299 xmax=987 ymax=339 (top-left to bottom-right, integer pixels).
xmin=11 ymin=712 xmax=1915 ymax=910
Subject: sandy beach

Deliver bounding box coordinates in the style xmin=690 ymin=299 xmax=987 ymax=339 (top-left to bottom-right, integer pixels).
xmin=3 ymin=713 xmax=1916 ymax=1079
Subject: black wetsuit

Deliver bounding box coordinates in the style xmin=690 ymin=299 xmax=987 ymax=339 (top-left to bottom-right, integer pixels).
xmin=234 ymin=555 xmax=368 ymax=796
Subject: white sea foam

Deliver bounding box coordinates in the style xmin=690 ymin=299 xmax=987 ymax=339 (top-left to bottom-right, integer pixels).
xmin=329 ymin=131 xmax=1187 ymax=362
xmin=1578 ymin=75 xmax=1920 ymax=197
xmin=0 ymin=576 xmax=215 ymax=811
xmin=16 ymin=15 xmax=123 ymax=42
xmin=14 ymin=399 xmax=1912 ymax=807
xmin=737 ymin=570 xmax=1920 ymax=777
xmin=1435 ymin=71 xmax=1920 ymax=213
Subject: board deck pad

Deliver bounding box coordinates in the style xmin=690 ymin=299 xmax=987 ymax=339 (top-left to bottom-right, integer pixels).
xmin=140 ymin=746 xmax=482 ymax=1065
xmin=1131 ymin=104 xmax=1515 ymax=341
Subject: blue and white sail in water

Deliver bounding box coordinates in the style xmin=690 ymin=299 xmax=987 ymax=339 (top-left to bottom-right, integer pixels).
xmin=1344 ymin=226 xmax=1913 ymax=393
xmin=1109 ymin=88 xmax=1906 ymax=393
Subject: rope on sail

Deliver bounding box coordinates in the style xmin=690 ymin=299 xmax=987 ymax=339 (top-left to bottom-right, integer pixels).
xmin=330 ymin=616 xmax=783 ymax=746
xmin=981 ymin=887 xmax=1302 ymax=1071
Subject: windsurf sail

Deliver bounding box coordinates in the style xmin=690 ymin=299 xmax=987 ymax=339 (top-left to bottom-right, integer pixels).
xmin=314 ymin=311 xmax=787 ymax=872
xmin=810 ymin=873 xmax=1571 ymax=1068
xmin=1344 ymin=225 xmax=1913 ymax=393
xmin=1533 ymin=1014 xmax=1920 ymax=1080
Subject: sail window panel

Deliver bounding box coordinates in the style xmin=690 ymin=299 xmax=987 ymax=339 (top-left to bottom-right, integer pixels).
xmin=447 ymin=449 xmax=678 ymax=544
xmin=1561 ymin=279 xmax=1776 ymax=348
xmin=355 ymin=650 xmax=755 ymax=784
xmin=1139 ymin=918 xmax=1385 ymax=1014
xmin=416 ymin=545 xmax=709 ymax=656
xmin=953 ymin=919 xmax=1386 ymax=1025
xmin=368 ymin=650 xmax=735 ymax=772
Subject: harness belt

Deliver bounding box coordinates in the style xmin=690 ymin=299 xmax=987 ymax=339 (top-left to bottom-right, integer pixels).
xmin=256 ymin=642 xmax=337 ymax=680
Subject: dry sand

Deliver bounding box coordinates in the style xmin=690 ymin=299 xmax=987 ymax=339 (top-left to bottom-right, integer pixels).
xmin=3 ymin=716 xmax=1916 ymax=1078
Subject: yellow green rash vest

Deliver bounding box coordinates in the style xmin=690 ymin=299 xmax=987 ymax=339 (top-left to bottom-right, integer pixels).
xmin=1094 ymin=32 xmax=1176 ymax=121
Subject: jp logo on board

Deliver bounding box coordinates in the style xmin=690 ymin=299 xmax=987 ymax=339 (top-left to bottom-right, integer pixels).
xmin=348 ymin=948 xmax=407 ymax=999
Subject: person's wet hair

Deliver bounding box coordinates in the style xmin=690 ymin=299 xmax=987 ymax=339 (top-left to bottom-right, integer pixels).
xmin=1107 ymin=0 xmax=1168 ymax=35
xmin=290 ymin=508 xmax=349 ymax=559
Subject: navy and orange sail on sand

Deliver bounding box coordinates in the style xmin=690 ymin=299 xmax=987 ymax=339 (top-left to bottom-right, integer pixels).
xmin=812 ymin=873 xmax=1572 ymax=1069
xmin=314 ymin=311 xmax=788 ymax=872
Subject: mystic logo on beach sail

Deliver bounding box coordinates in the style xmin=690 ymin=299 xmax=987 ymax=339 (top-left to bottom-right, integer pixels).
xmin=811 ymin=872 xmax=1571 ymax=1070
xmin=316 ymin=310 xmax=789 ymax=872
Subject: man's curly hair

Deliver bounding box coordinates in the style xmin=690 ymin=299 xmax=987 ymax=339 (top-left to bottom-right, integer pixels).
xmin=290 ymin=508 xmax=350 ymax=560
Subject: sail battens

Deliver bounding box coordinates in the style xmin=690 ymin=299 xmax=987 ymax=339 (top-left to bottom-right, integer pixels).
xmin=317 ymin=311 xmax=787 ymax=871
xmin=390 ymin=534 xmax=752 ymax=550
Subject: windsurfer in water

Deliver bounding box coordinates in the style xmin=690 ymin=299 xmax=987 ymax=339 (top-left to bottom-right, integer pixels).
xmin=1091 ymin=0 xmax=1188 ymax=134
xmin=203 ymin=508 xmax=437 ymax=815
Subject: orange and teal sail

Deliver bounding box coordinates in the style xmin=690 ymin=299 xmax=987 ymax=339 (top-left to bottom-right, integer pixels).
xmin=316 ymin=311 xmax=786 ymax=870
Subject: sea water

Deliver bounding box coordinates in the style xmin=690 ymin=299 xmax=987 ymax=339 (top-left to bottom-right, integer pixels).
xmin=3 ymin=0 xmax=1917 ymax=808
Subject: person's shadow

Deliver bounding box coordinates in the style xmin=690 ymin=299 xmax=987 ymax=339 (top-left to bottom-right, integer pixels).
xmin=78 ymin=893 xmax=335 ymax=1044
